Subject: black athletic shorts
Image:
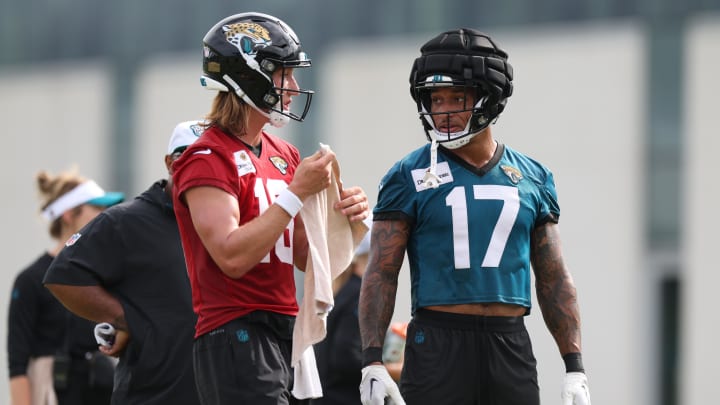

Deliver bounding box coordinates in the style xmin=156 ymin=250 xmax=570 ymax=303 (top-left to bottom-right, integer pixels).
xmin=400 ymin=309 xmax=539 ymax=405
xmin=193 ymin=311 xmax=302 ymax=405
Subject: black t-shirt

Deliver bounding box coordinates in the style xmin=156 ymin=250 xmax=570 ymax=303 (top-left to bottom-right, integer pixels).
xmin=7 ymin=253 xmax=64 ymax=376
xmin=7 ymin=254 xmax=99 ymax=378
xmin=44 ymin=180 xmax=200 ymax=405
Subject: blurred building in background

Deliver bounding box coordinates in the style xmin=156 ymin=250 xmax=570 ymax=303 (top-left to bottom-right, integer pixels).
xmin=1 ymin=1 xmax=718 ymax=404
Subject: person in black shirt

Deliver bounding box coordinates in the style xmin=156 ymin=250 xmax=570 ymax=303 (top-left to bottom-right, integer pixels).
xmin=43 ymin=120 xmax=204 ymax=405
xmin=7 ymin=168 xmax=124 ymax=405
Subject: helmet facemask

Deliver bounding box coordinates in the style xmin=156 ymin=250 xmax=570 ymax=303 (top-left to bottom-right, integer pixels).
xmin=256 ymin=57 xmax=314 ymax=127
xmin=415 ymin=75 xmax=491 ymax=149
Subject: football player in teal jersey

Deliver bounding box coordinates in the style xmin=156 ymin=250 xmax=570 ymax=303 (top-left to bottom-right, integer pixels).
xmin=358 ymin=29 xmax=591 ymax=405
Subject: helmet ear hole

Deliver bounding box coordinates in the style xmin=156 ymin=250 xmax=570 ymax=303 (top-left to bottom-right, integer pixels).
xmin=476 ymin=114 xmax=488 ymax=127
xmin=263 ymin=93 xmax=279 ymax=106
xmin=260 ymin=59 xmax=276 ymax=73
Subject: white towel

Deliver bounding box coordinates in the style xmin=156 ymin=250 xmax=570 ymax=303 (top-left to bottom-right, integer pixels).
xmin=94 ymin=322 xmax=116 ymax=347
xmin=291 ymin=146 xmax=369 ymax=399
xmin=291 ymin=345 xmax=323 ymax=400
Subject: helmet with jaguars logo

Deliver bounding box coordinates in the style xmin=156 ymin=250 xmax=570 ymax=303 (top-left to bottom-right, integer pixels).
xmin=200 ymin=12 xmax=313 ymax=127
xmin=409 ymin=29 xmax=513 ymax=149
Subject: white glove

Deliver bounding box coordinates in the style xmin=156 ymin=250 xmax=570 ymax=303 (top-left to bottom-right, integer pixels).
xmin=360 ymin=365 xmax=405 ymax=405
xmin=561 ymin=372 xmax=591 ymax=405
xmin=94 ymin=322 xmax=116 ymax=347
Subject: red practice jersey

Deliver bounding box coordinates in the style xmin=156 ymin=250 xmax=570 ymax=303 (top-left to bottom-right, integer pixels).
xmin=172 ymin=125 xmax=301 ymax=337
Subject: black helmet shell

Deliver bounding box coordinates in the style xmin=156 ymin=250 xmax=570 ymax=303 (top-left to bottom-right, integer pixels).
xmin=202 ymin=12 xmax=311 ymax=111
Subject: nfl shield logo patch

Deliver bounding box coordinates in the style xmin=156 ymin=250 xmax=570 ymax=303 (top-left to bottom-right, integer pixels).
xmin=65 ymin=232 xmax=82 ymax=247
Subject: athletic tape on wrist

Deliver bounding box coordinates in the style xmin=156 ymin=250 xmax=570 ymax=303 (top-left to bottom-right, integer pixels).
xmin=275 ymin=188 xmax=303 ymax=218
xmin=362 ymin=347 xmax=384 ymax=367
xmin=563 ymin=352 xmax=585 ymax=373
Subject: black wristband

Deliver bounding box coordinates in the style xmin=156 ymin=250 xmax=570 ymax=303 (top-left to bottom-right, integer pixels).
xmin=362 ymin=347 xmax=384 ymax=367
xmin=563 ymin=352 xmax=585 ymax=373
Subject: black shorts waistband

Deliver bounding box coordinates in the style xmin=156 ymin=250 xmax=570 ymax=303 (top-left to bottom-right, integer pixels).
xmin=413 ymin=309 xmax=525 ymax=332
xmin=217 ymin=311 xmax=295 ymax=340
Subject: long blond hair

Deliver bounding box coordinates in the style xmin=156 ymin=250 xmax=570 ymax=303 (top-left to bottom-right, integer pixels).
xmin=204 ymin=92 xmax=253 ymax=136
xmin=36 ymin=168 xmax=86 ymax=239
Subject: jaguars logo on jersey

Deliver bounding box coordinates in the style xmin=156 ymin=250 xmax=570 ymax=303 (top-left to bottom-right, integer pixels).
xmin=270 ymin=156 xmax=288 ymax=175
xmin=501 ymin=165 xmax=523 ymax=184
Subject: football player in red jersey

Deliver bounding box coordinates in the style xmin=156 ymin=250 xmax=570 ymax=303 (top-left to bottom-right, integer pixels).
xmin=172 ymin=12 xmax=369 ymax=405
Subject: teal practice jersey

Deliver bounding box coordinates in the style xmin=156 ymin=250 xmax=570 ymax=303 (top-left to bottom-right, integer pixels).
xmin=374 ymin=143 xmax=560 ymax=314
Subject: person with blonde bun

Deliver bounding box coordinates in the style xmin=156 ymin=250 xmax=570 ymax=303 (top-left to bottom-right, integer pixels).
xmin=7 ymin=168 xmax=123 ymax=405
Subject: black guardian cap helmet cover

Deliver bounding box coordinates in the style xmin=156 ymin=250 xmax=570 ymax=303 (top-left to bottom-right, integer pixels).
xmin=409 ymin=29 xmax=513 ymax=148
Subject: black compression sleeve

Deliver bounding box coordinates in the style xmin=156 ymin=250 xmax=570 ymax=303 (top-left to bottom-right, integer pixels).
xmin=563 ymin=352 xmax=585 ymax=373
xmin=362 ymin=347 xmax=384 ymax=367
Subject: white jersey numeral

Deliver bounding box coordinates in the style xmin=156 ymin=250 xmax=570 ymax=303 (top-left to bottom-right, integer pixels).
xmin=254 ymin=178 xmax=294 ymax=264
xmin=445 ymin=185 xmax=520 ymax=269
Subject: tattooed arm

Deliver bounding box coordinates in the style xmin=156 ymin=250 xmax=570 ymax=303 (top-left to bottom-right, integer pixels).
xmin=530 ymin=222 xmax=582 ymax=356
xmin=359 ymin=219 xmax=409 ymax=360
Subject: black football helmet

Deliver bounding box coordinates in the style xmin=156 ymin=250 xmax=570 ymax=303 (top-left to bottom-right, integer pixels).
xmin=409 ymin=29 xmax=513 ymax=148
xmin=200 ymin=12 xmax=313 ymax=127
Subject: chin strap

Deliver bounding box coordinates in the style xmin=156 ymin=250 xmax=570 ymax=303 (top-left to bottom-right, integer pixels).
xmin=221 ymin=74 xmax=289 ymax=128
xmin=422 ymin=140 xmax=441 ymax=189
xmin=268 ymin=110 xmax=290 ymax=127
